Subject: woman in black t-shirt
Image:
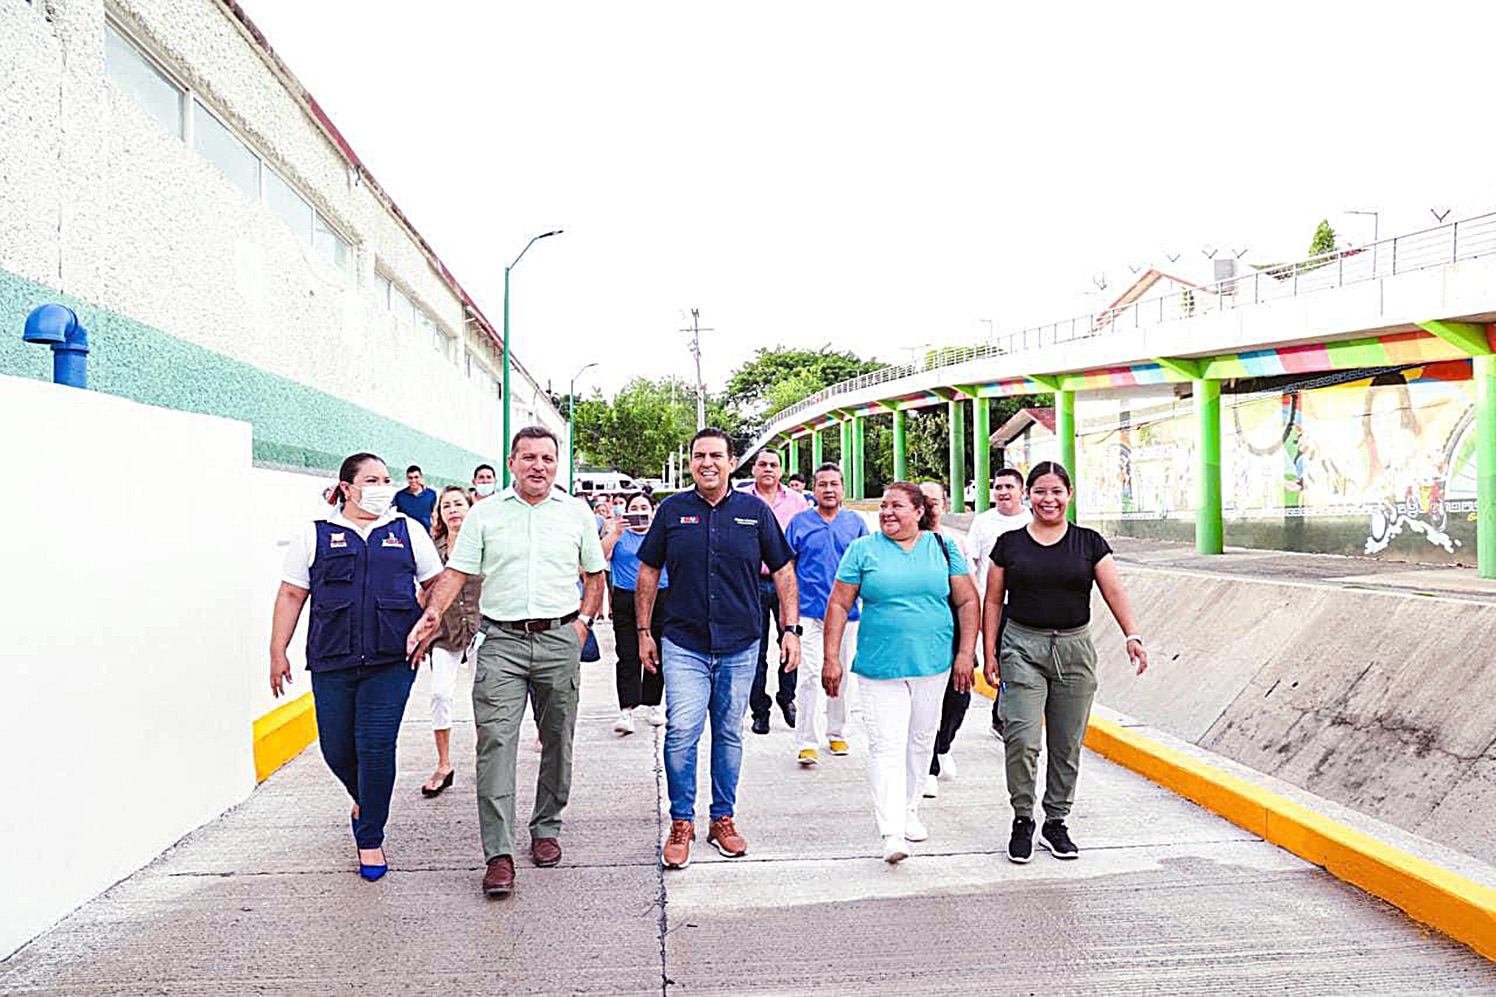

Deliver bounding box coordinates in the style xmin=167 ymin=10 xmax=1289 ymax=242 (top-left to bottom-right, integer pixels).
xmin=980 ymin=461 xmax=1148 ymax=865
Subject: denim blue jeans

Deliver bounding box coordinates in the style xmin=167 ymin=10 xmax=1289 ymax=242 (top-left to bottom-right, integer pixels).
xmin=310 ymin=661 xmax=416 ymax=849
xmin=661 ymin=637 xmax=758 ymax=821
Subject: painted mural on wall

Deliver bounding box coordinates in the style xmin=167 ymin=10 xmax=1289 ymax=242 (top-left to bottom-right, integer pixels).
xmin=1076 ymin=362 xmax=1478 ymax=563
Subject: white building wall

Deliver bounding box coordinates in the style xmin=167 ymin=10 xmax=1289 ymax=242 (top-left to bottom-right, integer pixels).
xmin=0 ymin=0 xmax=563 ymax=465
xmin=0 ymin=375 xmax=259 ymax=960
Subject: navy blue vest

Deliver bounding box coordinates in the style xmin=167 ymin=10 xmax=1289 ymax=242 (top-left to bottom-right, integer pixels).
xmin=306 ymin=517 xmax=423 ymax=672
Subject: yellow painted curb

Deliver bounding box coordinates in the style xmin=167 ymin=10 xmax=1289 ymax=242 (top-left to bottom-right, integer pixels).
xmin=1084 ymin=715 xmax=1496 ymax=961
xmin=251 ymin=692 xmax=318 ymax=783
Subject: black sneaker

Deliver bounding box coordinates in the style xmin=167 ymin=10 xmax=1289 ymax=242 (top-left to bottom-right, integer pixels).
xmin=1039 ymin=819 xmax=1079 ymax=859
xmin=1007 ymin=816 xmax=1035 ymax=864
xmin=750 ymin=715 xmax=770 ymax=735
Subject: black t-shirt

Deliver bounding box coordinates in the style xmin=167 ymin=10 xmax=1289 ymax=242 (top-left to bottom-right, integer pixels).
xmin=989 ymin=525 xmax=1112 ymax=630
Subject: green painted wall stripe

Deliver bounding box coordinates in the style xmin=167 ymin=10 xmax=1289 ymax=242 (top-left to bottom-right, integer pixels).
xmin=0 ymin=267 xmax=495 ymax=484
xmin=1324 ymin=337 xmax=1387 ymax=368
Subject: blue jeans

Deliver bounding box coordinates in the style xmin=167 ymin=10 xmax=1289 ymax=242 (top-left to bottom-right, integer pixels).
xmin=310 ymin=661 xmax=416 ymax=849
xmin=661 ymin=637 xmax=758 ymax=821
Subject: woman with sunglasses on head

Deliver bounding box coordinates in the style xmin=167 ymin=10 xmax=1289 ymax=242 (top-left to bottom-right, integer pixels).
xmin=823 ymin=482 xmax=979 ymax=863
xmin=269 ymin=452 xmax=444 ymax=880
xmin=981 ymin=461 xmax=1148 ymax=865
xmin=421 ymin=485 xmax=484 ymax=798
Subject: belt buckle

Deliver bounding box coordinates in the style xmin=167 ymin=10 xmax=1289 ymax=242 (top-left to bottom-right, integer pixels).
xmin=525 ymin=618 xmax=548 ymax=634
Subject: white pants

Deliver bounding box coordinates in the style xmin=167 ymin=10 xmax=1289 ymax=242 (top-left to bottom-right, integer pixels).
xmin=860 ymin=671 xmax=947 ymax=838
xmin=795 ymin=617 xmax=857 ymax=751
xmin=430 ymin=633 xmax=481 ymax=731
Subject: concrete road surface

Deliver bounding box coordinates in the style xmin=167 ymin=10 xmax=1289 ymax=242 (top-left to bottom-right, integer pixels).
xmin=3 ymin=624 xmax=1493 ymax=995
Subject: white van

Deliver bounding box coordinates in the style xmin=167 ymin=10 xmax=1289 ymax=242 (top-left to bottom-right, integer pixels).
xmin=573 ymin=469 xmax=638 ymax=495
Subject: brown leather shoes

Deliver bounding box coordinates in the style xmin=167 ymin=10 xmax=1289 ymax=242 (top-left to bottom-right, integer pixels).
xmin=662 ymin=819 xmax=695 ymax=869
xmin=708 ymin=816 xmax=747 ymax=858
xmin=482 ymin=856 xmax=515 ymax=898
xmin=531 ymin=836 xmax=562 ymax=867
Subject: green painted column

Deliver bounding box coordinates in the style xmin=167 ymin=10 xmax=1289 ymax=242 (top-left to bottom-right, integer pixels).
xmin=852 ymin=415 xmax=867 ymax=500
xmin=948 ymin=398 xmax=966 ymax=513
xmin=1056 ymin=389 xmax=1076 ymax=523
xmin=972 ymin=396 xmax=990 ymax=513
xmin=892 ymin=408 xmax=908 ymax=481
xmin=1195 ymin=379 xmax=1223 ymax=554
xmin=787 ymin=438 xmax=800 ymax=476
xmin=1477 ymin=355 xmax=1496 ymax=579
xmin=839 ymin=419 xmax=851 ymax=480
xmin=811 ymin=426 xmax=824 ymax=469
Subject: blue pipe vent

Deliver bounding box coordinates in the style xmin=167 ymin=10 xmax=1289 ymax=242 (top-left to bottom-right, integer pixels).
xmin=22 ymin=304 xmax=89 ymax=389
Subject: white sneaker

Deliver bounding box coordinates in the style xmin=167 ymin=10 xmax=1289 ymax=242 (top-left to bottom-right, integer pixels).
xmin=644 ymin=705 xmax=666 ymax=727
xmin=939 ymin=753 xmax=957 ymax=779
xmin=881 ymin=835 xmax=909 ymax=864
xmin=904 ymin=813 xmax=929 ymax=842
xmin=615 ymin=709 xmax=635 ymax=735
xmin=923 ymin=774 xmax=939 ymax=798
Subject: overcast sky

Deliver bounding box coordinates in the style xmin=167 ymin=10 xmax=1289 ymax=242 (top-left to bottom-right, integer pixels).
xmin=242 ymin=0 xmax=1496 ymax=398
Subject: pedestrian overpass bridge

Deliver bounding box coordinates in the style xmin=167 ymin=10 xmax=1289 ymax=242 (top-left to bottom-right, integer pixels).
xmin=748 ymin=211 xmax=1496 ymax=577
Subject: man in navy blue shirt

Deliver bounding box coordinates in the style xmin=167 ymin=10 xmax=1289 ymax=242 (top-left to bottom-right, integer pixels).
xmin=636 ymin=427 xmax=799 ymax=871
xmin=394 ymin=465 xmax=438 ymax=532
xmin=785 ymin=462 xmax=868 ymax=767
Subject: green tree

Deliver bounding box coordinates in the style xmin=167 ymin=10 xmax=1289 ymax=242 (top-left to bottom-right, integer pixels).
xmin=1309 ymin=219 xmax=1337 ymax=257
xmin=570 ymin=376 xmax=743 ymax=479
xmin=726 ymin=346 xmax=887 ymax=435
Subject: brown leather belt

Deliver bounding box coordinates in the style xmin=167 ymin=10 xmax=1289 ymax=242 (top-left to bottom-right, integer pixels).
xmin=487 ymin=611 xmax=579 ymax=634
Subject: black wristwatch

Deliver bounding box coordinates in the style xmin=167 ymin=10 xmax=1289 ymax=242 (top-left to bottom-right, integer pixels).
xmin=782 ymin=624 xmax=804 ymax=637
xmin=581 ymin=615 xmax=596 ymax=630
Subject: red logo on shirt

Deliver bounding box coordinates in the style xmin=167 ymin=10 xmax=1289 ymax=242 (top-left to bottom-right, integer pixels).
xmin=381 ymin=534 xmax=405 ymax=548
xmin=329 ymin=532 xmax=348 ymax=548
xmin=679 ymin=516 xmax=700 ymax=524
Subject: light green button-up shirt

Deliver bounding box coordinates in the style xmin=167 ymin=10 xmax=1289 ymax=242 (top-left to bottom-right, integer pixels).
xmin=448 ymin=486 xmax=606 ymax=621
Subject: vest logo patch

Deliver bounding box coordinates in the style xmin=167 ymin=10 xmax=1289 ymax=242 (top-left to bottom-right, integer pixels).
xmin=734 ymin=517 xmax=758 ymax=526
xmin=679 ymin=516 xmax=700 ymax=524
xmin=329 ymin=532 xmax=348 ymax=548
xmin=380 ymin=534 xmax=405 ymax=548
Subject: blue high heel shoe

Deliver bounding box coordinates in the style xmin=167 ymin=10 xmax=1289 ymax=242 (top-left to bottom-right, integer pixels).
xmin=351 ymin=814 xmax=387 ymax=880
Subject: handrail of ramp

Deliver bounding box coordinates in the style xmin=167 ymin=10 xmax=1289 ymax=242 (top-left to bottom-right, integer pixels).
xmin=751 ymin=210 xmax=1496 ymax=450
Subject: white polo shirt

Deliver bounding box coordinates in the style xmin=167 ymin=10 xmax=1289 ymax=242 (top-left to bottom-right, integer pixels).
xmin=965 ymin=507 xmax=1032 ymax=593
xmin=281 ymin=508 xmax=444 ymax=591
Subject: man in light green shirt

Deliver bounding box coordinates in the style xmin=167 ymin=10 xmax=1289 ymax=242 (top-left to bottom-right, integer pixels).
xmin=410 ymin=427 xmax=605 ymax=899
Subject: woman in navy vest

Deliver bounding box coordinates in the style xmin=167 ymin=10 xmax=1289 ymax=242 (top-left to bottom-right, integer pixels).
xmin=270 ymin=453 xmax=444 ymax=880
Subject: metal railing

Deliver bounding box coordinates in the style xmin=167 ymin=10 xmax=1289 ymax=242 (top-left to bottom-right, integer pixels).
xmin=765 ymin=210 xmax=1496 ymax=430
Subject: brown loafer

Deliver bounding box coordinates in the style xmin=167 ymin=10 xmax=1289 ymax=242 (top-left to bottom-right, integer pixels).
xmin=482 ymin=856 xmax=515 ymax=898
xmin=531 ymin=836 xmax=562 ymax=867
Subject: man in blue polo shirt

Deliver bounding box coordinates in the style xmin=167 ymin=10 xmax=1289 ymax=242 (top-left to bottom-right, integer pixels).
xmin=394 ymin=465 xmax=437 ymax=532
xmin=785 ymin=462 xmax=868 ymax=767
xmin=636 ymin=427 xmax=800 ymax=871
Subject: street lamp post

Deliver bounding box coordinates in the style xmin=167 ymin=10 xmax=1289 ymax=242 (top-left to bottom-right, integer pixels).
xmin=567 ymin=361 xmax=599 ymax=496
xmin=502 ymin=229 xmax=563 ymax=487
xmin=1346 ymin=209 xmax=1378 ymax=276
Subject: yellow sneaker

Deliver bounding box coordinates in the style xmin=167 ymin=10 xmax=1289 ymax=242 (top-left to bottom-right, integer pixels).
xmin=828 ymin=738 xmax=850 ymax=756
xmin=797 ymin=748 xmax=819 ymax=767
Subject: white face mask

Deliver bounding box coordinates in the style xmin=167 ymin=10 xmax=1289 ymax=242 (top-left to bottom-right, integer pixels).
xmin=474 ymin=481 xmax=496 ymax=497
xmin=354 ymin=484 xmax=397 ymax=517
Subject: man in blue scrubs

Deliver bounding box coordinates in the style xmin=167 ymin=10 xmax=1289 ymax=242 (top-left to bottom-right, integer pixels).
xmin=785 ymin=462 xmax=868 ymax=766
xmin=635 ymin=428 xmax=800 ymax=870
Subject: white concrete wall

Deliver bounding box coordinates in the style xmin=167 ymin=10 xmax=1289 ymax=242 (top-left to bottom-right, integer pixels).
xmin=0 ymin=0 xmax=563 ymax=455
xmin=0 ymin=374 xmax=259 ymax=958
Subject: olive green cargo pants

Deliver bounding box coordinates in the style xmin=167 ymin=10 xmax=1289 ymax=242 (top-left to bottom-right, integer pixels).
xmin=997 ymin=620 xmax=1098 ymax=822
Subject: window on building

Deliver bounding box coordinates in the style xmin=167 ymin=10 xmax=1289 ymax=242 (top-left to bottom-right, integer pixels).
xmin=391 ymin=287 xmax=415 ymax=327
xmin=313 ymin=213 xmax=351 ymax=272
xmin=192 ymin=100 xmax=259 ymax=199
xmin=376 ymin=273 xmax=392 ymax=310
xmin=104 ymin=22 xmax=183 ymax=138
xmin=264 ymin=168 xmax=312 ymax=244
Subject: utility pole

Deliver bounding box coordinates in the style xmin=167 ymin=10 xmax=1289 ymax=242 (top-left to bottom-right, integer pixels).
xmin=680 ymin=308 xmax=713 ymax=430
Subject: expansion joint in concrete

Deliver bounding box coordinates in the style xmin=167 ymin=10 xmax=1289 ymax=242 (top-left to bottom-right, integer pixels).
xmin=653 ymin=725 xmax=671 ymax=996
